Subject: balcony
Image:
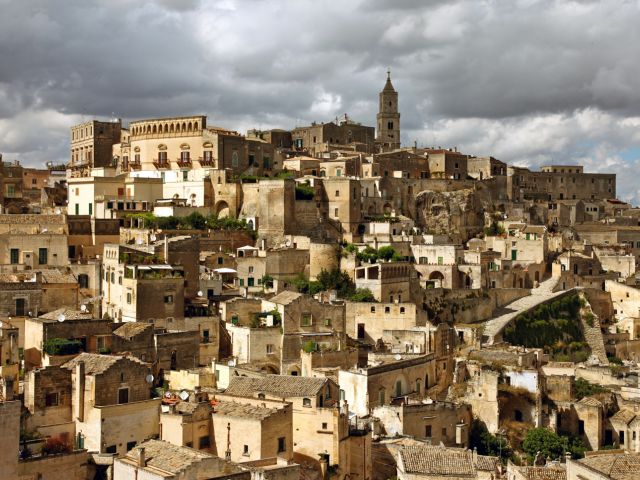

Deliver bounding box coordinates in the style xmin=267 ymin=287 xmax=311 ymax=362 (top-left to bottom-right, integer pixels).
xmin=198 ymin=156 xmax=215 ymax=167
xmin=153 ymin=158 xmax=170 ymax=169
xmin=177 ymin=157 xmax=192 ymax=168
xmin=130 ymin=161 xmax=141 ymax=170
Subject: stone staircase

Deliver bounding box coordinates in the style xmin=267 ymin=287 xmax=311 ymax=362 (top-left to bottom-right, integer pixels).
xmin=579 ymin=293 xmax=609 ymax=365
xmin=481 ymin=276 xmax=567 ymax=344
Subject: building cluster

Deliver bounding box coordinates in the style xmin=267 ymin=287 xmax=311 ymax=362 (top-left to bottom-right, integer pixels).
xmin=1 ymin=73 xmax=640 ymax=480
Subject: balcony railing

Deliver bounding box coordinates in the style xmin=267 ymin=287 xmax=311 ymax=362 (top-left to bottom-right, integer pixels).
xmin=198 ymin=157 xmax=215 ymax=167
xmin=130 ymin=161 xmax=141 ymax=170
xmin=177 ymin=157 xmax=192 ymax=168
xmin=153 ymin=158 xmax=170 ymax=169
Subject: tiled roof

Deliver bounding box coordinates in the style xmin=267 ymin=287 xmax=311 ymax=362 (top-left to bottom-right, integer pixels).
xmin=225 ymin=375 xmax=328 ymax=398
xmin=125 ymin=439 xmax=214 ymax=474
xmin=214 ymin=400 xmax=281 ymax=420
xmin=267 ymin=290 xmax=303 ymax=305
xmin=578 ymin=453 xmax=640 ymax=480
xmin=611 ymin=409 xmax=636 ymax=425
xmin=398 ymin=445 xmax=475 ymax=476
xmin=113 ymin=322 xmax=152 ymax=339
xmin=39 ymin=308 xmax=92 ymax=321
xmin=577 ymin=396 xmax=603 ymax=408
xmin=514 ymin=466 xmax=566 ymax=480
xmin=62 ymin=352 xmax=146 ymax=375
xmin=476 ymin=455 xmax=500 ymax=472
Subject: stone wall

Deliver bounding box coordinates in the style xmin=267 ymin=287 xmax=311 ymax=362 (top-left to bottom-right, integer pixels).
xmin=17 ymin=449 xmax=88 ymax=480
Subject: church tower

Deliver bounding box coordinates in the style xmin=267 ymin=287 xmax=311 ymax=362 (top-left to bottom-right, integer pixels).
xmin=376 ymin=70 xmax=401 ymax=152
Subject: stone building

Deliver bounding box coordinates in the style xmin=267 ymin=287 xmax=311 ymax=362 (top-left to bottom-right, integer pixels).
xmin=566 ymin=452 xmax=640 ymax=480
xmin=223 ymin=375 xmax=359 ymax=478
xmin=113 ymin=439 xmax=250 ymax=480
xmin=0 ymin=400 xmax=20 ymax=478
xmin=69 ymin=119 xmax=122 ymax=178
xmin=373 ymin=400 xmax=472 ymax=448
xmin=0 ymin=321 xmax=19 ymax=400
xmin=355 ymin=262 xmax=414 ymax=303
xmin=396 ymin=445 xmax=501 ymax=480
xmin=61 ymin=353 xmax=161 ymax=456
xmin=339 ymin=354 xmax=436 ymax=417
xmin=292 ymin=117 xmax=375 ymax=156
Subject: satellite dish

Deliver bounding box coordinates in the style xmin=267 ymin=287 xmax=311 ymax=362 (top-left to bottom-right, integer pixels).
xmin=28 ymin=311 xmax=32 ymax=317
xmin=41 ymin=228 xmax=48 ymax=233
xmin=285 ymin=239 xmax=291 ymax=247
xmin=57 ymin=314 xmax=66 ymax=323
xmin=54 ymin=208 xmax=61 ymax=215
xmin=145 ymin=374 xmax=154 ymax=384
xmin=137 ymin=238 xmax=144 ymax=245
xmin=150 ymin=234 xmax=157 ymax=242
xmin=394 ymin=354 xmax=402 ymax=361
xmin=179 ymin=390 xmax=189 ymax=401
xmin=80 ymin=305 xmax=88 ymax=312
xmin=197 ymin=291 xmax=203 ymax=297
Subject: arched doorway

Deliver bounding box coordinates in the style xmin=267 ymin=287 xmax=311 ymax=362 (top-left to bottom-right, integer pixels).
xmin=215 ymin=200 xmax=230 ymax=218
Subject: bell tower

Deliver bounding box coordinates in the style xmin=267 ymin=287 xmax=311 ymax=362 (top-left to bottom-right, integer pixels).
xmin=376 ymin=69 xmax=401 ymax=152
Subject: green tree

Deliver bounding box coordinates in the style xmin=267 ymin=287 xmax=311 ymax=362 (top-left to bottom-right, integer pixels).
xmin=469 ymin=420 xmax=510 ymax=461
xmin=522 ymin=428 xmax=584 ymax=462
xmin=348 ymin=288 xmax=376 ymax=303
xmin=377 ymin=246 xmax=397 ymax=261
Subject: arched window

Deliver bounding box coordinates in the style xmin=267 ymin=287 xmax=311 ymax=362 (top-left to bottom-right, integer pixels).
xmin=164 ymin=124 xmax=168 ymax=133
xmin=194 ymin=121 xmax=199 ymax=130
xmin=416 ymin=379 xmax=422 ymax=394
xmin=302 ymin=397 xmax=311 ymax=407
xmin=152 ymin=125 xmax=157 ymax=134
xmin=378 ymin=387 xmax=386 ymax=405
xmin=182 ymin=122 xmax=186 ymax=132
xmin=188 ymin=122 xmax=192 ymax=131
xmin=170 ymin=124 xmax=175 ymax=133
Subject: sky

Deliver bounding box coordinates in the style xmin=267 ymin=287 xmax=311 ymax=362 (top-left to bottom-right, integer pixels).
xmin=1 ymin=0 xmax=640 ymax=203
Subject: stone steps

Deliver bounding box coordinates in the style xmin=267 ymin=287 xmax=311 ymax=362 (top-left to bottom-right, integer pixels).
xmin=579 ymin=295 xmax=609 ymax=365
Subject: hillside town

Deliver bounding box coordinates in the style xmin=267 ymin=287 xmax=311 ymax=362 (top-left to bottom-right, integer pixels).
xmin=2 ymin=73 xmax=640 ymax=480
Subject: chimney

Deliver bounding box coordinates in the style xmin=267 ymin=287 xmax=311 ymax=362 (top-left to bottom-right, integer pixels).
xmin=137 ymin=447 xmax=146 ymax=467
xmin=75 ymin=361 xmax=85 ymax=422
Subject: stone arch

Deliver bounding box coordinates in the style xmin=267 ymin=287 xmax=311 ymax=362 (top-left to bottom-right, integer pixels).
xmin=182 ymin=122 xmax=187 ymax=132
xmin=383 ymin=203 xmax=392 ymax=214
xmin=188 ymin=122 xmax=193 ymax=131
xmin=163 ymin=123 xmax=168 ymax=133
xmin=152 ymin=124 xmax=157 ymax=134
xmin=194 ymin=121 xmax=199 ymax=130
xmin=215 ymin=200 xmax=230 ymax=218
xmin=459 ymin=271 xmax=472 ymax=288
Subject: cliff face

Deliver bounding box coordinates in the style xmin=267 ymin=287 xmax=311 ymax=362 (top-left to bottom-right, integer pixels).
xmin=415 ymin=188 xmax=487 ymax=242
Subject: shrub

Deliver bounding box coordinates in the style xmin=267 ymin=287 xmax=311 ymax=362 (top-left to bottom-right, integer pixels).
xmin=574 ymin=378 xmax=609 ymax=400
xmin=42 ymin=436 xmax=72 ymax=455
xmin=295 ymin=183 xmax=315 ymax=200
xmin=43 ymin=338 xmax=82 ymax=356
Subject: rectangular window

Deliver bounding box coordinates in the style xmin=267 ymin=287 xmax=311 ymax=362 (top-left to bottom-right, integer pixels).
xmin=75 ymin=204 xmax=79 ymax=215
xmin=38 ymin=248 xmax=48 ymax=265
xmin=88 ymin=203 xmax=93 ymax=215
xmin=164 ymin=295 xmax=173 ymax=304
xmin=387 ymin=121 xmax=393 ymax=130
xmin=126 ymin=292 xmax=132 ymax=304
xmin=199 ymin=436 xmax=211 ymax=449
xmin=334 ymin=208 xmax=339 ymax=217
xmin=118 ymin=387 xmax=129 ymax=404
xmin=278 ymin=437 xmax=286 ymax=453
xmin=266 ymin=344 xmax=274 ymax=354
xmin=126 ymin=441 xmax=137 ymax=451
xmin=45 ymin=392 xmax=59 ymax=407
xmin=183 ymin=170 xmax=188 ymax=181
xmin=425 ymin=425 xmax=432 ymax=437
xmin=105 ymin=445 xmax=117 ymax=454
xmin=243 ymin=445 xmax=249 ymax=456
xmin=301 ymin=313 xmax=312 ymax=326
xmin=10 ymin=248 xmax=19 ymax=264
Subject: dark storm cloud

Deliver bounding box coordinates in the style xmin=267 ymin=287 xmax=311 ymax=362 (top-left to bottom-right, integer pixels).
xmin=0 ymin=0 xmax=639 ymax=201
